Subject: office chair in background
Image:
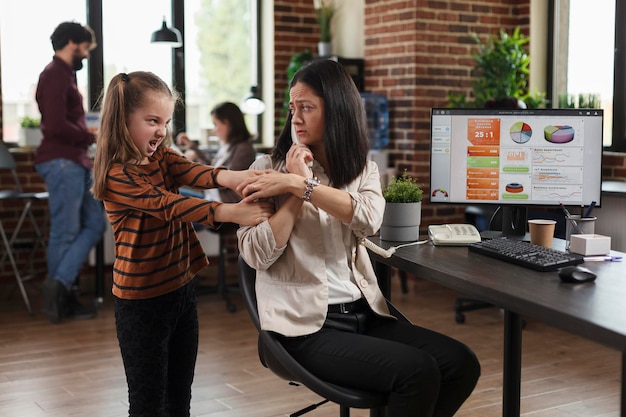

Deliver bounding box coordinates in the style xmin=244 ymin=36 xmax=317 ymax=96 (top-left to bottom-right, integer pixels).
xmin=195 ymin=222 xmax=240 ymax=312
xmin=0 ymin=141 xmax=49 ymax=314
xmin=238 ymin=255 xmax=415 ymax=417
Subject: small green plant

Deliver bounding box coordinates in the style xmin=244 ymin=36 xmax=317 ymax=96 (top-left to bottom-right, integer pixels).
xmin=315 ymin=0 xmax=335 ymax=43
xmin=20 ymin=116 xmax=41 ymax=128
xmin=383 ymin=170 xmax=423 ymax=203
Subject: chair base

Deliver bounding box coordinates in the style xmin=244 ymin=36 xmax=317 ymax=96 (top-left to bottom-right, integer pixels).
xmin=454 ymin=297 xmax=494 ymax=324
xmin=195 ymin=224 xmax=239 ymax=313
xmin=289 ymin=399 xmax=387 ymax=417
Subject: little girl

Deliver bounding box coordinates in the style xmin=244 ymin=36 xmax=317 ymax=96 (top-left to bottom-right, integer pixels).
xmin=91 ymin=71 xmax=272 ymax=417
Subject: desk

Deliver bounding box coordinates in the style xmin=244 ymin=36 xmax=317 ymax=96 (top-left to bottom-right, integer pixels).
xmin=367 ymin=237 xmax=626 ymax=417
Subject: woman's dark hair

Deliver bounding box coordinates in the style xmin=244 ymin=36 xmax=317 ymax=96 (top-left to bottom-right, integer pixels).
xmin=272 ymin=59 xmax=370 ymax=188
xmin=210 ymin=101 xmax=252 ymax=144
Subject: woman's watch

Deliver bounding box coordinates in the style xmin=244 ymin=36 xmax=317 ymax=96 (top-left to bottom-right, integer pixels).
xmin=302 ymin=177 xmax=320 ymax=201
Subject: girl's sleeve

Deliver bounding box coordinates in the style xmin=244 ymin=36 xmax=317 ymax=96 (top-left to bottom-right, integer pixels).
xmin=105 ymin=163 xmax=222 ymax=228
xmin=162 ymin=147 xmax=227 ymax=189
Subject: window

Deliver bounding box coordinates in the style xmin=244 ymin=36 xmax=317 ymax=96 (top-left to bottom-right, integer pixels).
xmin=552 ymin=0 xmax=615 ymax=148
xmin=1 ymin=0 xmax=261 ymax=146
xmin=183 ymin=0 xmax=257 ymax=143
xmin=0 ymin=0 xmax=86 ymax=143
xmin=102 ymin=0 xmax=173 ymax=90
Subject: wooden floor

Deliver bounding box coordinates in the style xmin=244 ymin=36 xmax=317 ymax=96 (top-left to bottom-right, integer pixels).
xmin=0 ymin=267 xmax=621 ymax=417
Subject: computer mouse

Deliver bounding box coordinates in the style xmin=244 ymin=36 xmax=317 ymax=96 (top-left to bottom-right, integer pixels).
xmin=558 ymin=266 xmax=597 ymax=283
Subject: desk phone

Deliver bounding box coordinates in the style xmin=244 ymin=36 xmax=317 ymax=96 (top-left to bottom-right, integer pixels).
xmin=428 ymin=224 xmax=481 ymax=246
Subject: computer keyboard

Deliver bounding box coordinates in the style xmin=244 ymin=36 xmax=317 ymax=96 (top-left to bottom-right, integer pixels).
xmin=468 ymin=238 xmax=584 ymax=271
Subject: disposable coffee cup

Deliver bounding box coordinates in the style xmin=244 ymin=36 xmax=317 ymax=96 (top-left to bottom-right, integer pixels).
xmin=528 ymin=219 xmax=556 ymax=248
xmin=86 ymin=112 xmax=100 ymax=134
xmin=565 ymin=215 xmax=596 ymax=250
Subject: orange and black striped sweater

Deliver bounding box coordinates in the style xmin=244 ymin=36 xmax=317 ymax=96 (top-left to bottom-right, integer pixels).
xmin=103 ymin=147 xmax=226 ymax=300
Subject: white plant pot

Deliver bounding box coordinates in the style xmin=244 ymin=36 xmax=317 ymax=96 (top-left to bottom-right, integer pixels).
xmin=18 ymin=128 xmax=42 ymax=148
xmin=318 ymin=41 xmax=332 ymax=56
xmin=380 ymin=201 xmax=422 ymax=242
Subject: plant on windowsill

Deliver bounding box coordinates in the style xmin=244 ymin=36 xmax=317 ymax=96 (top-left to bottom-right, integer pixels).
xmin=315 ymin=0 xmax=335 ymax=56
xmin=18 ymin=116 xmax=42 ymax=148
xmin=380 ymin=170 xmax=424 ymax=242
xmin=448 ymin=27 xmax=548 ymax=109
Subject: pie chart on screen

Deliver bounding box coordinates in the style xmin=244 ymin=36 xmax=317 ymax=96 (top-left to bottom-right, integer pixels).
xmin=510 ymin=122 xmax=532 ymax=144
xmin=544 ymin=125 xmax=575 ymax=143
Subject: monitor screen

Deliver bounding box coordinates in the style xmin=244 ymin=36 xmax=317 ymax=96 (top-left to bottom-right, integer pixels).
xmin=430 ymin=108 xmax=603 ymax=236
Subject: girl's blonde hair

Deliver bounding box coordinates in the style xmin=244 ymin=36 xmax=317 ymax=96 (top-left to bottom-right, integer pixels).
xmin=91 ymin=71 xmax=179 ymax=200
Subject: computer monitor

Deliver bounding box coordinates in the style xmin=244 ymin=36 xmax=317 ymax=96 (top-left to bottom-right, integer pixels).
xmin=430 ymin=108 xmax=604 ymax=238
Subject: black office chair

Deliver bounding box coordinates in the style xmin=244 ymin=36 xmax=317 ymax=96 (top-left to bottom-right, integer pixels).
xmin=238 ymin=255 xmax=410 ymax=417
xmin=0 ymin=141 xmax=49 ymax=314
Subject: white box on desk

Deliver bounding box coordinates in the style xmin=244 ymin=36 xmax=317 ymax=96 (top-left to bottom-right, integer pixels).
xmin=569 ymin=234 xmax=611 ymax=256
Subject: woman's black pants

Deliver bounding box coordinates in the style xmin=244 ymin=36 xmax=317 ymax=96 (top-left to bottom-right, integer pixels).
xmin=279 ymin=301 xmax=481 ymax=417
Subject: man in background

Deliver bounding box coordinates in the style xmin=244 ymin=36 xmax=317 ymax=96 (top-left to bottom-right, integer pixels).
xmin=35 ymin=21 xmax=106 ymax=324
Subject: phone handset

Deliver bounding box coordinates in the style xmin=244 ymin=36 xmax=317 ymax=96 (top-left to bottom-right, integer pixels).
xmin=359 ymin=237 xmax=428 ymax=258
xmin=291 ymin=123 xmax=314 ymax=170
xmin=291 ymin=123 xmax=299 ymax=144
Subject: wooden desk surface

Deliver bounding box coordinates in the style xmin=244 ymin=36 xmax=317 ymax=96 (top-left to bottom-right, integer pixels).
xmin=368 ymin=237 xmax=626 ymax=352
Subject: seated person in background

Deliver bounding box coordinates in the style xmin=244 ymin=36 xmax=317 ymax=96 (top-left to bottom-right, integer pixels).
xmin=176 ymin=101 xmax=256 ymax=203
xmin=235 ymin=59 xmax=480 ymax=417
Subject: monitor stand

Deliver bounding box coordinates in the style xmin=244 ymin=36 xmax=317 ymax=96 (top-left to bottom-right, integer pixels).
xmin=479 ymin=206 xmax=530 ymax=241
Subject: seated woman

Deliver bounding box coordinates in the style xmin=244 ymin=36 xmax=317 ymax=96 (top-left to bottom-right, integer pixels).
xmin=176 ymin=101 xmax=256 ymax=203
xmin=235 ymin=59 xmax=481 ymax=417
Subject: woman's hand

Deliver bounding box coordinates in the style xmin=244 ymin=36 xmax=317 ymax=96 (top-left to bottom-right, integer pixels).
xmin=176 ymin=132 xmax=194 ymax=149
xmin=286 ymin=143 xmax=314 ymax=178
xmin=237 ymin=171 xmax=302 ymax=202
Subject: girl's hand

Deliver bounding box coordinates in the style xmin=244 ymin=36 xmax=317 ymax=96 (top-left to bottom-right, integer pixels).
xmin=237 ymin=171 xmax=301 ymax=202
xmin=216 ymin=169 xmax=267 ymax=191
xmin=286 ymin=143 xmax=314 ymax=178
xmin=214 ymin=200 xmax=275 ymax=225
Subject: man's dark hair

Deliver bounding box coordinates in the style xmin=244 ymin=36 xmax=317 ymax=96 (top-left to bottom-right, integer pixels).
xmin=50 ymin=22 xmax=96 ymax=51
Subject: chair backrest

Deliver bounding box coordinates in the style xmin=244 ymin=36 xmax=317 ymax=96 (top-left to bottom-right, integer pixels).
xmin=237 ymin=255 xmax=389 ymax=410
xmin=0 ymin=142 xmax=24 ymax=194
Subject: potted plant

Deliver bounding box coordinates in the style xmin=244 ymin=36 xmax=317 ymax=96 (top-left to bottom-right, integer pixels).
xmin=448 ymin=27 xmax=548 ymax=109
xmin=18 ymin=116 xmax=42 ymax=148
xmin=315 ymin=0 xmax=335 ymax=56
xmin=380 ymin=170 xmax=423 ymax=242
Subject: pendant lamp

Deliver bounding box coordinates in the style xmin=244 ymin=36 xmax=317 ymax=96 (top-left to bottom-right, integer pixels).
xmin=151 ymin=17 xmax=182 ymax=48
xmin=240 ymin=85 xmax=266 ymax=115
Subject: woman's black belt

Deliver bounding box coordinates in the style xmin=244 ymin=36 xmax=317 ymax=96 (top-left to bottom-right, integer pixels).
xmin=327 ymin=298 xmax=367 ymax=314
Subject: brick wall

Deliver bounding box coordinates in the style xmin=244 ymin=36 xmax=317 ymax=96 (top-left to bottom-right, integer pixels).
xmin=273 ymin=0 xmax=320 ymax=138
xmin=603 ymin=152 xmax=626 ymax=180
xmin=361 ymin=0 xmax=531 ymax=227
xmin=2 ymin=1 xmax=626 ymax=285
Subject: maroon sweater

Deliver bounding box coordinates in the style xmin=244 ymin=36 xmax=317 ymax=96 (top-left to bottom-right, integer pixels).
xmin=35 ymin=56 xmax=95 ymax=170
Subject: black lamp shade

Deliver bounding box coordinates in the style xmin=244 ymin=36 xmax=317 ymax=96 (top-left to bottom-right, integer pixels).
xmin=151 ymin=19 xmax=182 ymax=48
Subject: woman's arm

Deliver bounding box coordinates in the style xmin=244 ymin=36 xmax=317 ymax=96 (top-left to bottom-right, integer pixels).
xmin=176 ymin=132 xmax=211 ymax=164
